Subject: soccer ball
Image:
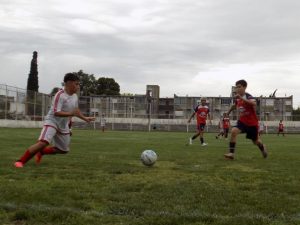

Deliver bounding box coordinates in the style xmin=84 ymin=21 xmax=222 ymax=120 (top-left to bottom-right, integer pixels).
xmin=141 ymin=150 xmax=157 ymax=166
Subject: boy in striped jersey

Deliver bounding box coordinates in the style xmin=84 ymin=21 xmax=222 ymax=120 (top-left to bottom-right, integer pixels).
xmin=14 ymin=73 xmax=95 ymax=168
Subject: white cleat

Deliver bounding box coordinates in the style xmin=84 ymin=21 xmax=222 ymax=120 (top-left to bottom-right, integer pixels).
xmin=201 ymin=143 xmax=208 ymax=146
xmin=189 ymin=138 xmax=193 ymax=145
xmin=224 ymin=152 xmax=234 ymax=160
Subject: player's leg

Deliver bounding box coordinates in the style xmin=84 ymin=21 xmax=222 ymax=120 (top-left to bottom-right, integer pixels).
xmin=224 ymin=128 xmax=229 ymax=139
xmin=36 ymin=132 xmax=70 ymax=164
xmin=199 ymin=124 xmax=207 ymax=145
xmin=189 ymin=130 xmax=200 ymax=144
xmin=253 ymin=137 xmax=268 ymax=158
xmin=247 ymin=126 xmax=268 ymax=158
xmin=189 ymin=124 xmax=201 ymax=144
xmin=224 ymin=126 xmax=241 ymax=159
xmin=14 ymin=126 xmax=57 ymax=167
xmin=14 ymin=141 xmax=48 ymax=167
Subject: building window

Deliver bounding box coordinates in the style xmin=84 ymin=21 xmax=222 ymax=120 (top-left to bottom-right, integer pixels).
xmin=221 ymin=98 xmax=232 ymax=105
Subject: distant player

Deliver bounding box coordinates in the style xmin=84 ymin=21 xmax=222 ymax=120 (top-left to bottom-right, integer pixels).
xmin=222 ymin=113 xmax=230 ymax=139
xmin=100 ymin=114 xmax=106 ymax=132
xmin=277 ymin=120 xmax=285 ymax=136
xmin=188 ymin=97 xmax=212 ymax=146
xmin=14 ymin=73 xmax=95 ymax=168
xmin=215 ymin=115 xmax=224 ymax=139
xmin=224 ymin=79 xmax=268 ymax=160
xmin=258 ymin=121 xmax=265 ymax=136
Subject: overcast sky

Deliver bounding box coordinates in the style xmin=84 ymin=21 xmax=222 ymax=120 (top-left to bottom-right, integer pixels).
xmin=1 ymin=0 xmax=300 ymax=107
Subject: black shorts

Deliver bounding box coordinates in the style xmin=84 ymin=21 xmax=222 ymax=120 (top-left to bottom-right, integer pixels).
xmin=235 ymin=121 xmax=258 ymax=141
xmin=197 ymin=123 xmax=206 ymax=131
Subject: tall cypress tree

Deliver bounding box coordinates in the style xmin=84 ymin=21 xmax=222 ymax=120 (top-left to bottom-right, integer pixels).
xmin=26 ymin=51 xmax=39 ymax=117
xmin=27 ymin=51 xmax=39 ymax=92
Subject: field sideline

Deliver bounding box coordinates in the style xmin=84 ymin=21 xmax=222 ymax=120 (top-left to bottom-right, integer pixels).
xmin=0 ymin=128 xmax=299 ymax=225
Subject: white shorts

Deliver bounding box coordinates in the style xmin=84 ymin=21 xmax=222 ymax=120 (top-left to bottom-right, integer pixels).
xmin=38 ymin=125 xmax=70 ymax=152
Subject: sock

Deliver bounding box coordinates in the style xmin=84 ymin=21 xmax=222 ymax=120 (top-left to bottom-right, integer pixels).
xmin=200 ymin=138 xmax=204 ymax=144
xmin=192 ymin=135 xmax=197 ymax=140
xmin=41 ymin=146 xmax=56 ymax=155
xmin=229 ymin=142 xmax=236 ymax=153
xmin=18 ymin=150 xmax=34 ymax=164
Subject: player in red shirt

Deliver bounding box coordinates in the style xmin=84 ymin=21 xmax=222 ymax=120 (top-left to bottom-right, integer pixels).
xmin=216 ymin=113 xmax=230 ymax=139
xmin=188 ymin=98 xmax=211 ymax=146
xmin=222 ymin=113 xmax=230 ymax=139
xmin=277 ymin=120 xmax=285 ymax=136
xmin=224 ymin=80 xmax=268 ymax=159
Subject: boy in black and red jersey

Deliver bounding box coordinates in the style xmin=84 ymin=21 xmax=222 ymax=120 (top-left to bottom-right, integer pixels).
xmin=277 ymin=120 xmax=285 ymax=136
xmin=188 ymin=97 xmax=211 ymax=146
xmin=224 ymin=80 xmax=268 ymax=160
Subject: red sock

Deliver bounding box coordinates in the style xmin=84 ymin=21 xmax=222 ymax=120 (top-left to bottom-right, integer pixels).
xmin=19 ymin=150 xmax=34 ymax=164
xmin=41 ymin=146 xmax=56 ymax=155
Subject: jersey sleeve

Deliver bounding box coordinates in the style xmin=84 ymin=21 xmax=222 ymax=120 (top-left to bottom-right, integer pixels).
xmin=246 ymin=93 xmax=256 ymax=102
xmin=53 ymin=91 xmax=64 ymax=112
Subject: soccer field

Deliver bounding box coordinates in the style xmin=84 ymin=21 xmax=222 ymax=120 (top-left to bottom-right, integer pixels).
xmin=0 ymin=128 xmax=300 ymax=225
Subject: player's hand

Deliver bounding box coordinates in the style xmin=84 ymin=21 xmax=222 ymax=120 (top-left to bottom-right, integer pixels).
xmin=85 ymin=117 xmax=96 ymax=122
xmin=72 ymin=108 xmax=81 ymax=117
xmin=234 ymin=94 xmax=242 ymax=99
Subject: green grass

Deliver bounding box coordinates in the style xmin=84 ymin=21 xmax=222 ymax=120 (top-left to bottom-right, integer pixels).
xmin=0 ymin=128 xmax=300 ymax=225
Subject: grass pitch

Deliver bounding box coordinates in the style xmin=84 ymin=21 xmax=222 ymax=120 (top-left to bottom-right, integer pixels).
xmin=0 ymin=128 xmax=300 ymax=225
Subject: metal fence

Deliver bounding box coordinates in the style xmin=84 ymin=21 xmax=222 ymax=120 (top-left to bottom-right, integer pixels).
xmin=1 ymin=84 xmax=300 ymax=132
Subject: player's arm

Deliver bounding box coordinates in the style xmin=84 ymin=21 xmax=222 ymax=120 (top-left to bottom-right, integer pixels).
xmin=227 ymin=104 xmax=236 ymax=115
xmin=72 ymin=108 xmax=95 ymax=122
xmin=188 ymin=112 xmax=195 ymax=123
xmin=207 ymin=113 xmax=212 ymax=125
xmin=54 ymin=111 xmax=74 ymax=117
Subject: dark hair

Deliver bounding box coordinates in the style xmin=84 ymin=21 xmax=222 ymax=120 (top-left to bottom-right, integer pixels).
xmin=235 ymin=79 xmax=247 ymax=87
xmin=64 ymin=73 xmax=80 ymax=82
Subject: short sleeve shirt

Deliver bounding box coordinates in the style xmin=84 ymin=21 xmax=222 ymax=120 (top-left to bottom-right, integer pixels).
xmin=44 ymin=89 xmax=78 ymax=133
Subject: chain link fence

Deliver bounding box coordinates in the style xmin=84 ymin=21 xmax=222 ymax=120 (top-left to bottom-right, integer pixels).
xmin=1 ymin=84 xmax=300 ymax=132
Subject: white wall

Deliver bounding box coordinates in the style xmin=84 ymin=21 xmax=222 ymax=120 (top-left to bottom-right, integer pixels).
xmin=1 ymin=118 xmax=300 ymax=128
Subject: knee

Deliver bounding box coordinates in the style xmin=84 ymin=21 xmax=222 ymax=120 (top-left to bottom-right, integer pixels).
xmin=37 ymin=141 xmax=48 ymax=148
xmin=231 ymin=128 xmax=239 ymax=137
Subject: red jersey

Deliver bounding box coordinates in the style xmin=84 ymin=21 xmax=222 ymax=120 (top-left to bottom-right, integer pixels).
xmin=194 ymin=105 xmax=209 ymax=124
xmin=235 ymin=93 xmax=258 ymax=126
xmin=222 ymin=117 xmax=230 ymax=129
xmin=279 ymin=122 xmax=284 ymax=130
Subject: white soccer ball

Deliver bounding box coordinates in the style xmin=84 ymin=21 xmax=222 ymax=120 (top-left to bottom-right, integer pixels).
xmin=141 ymin=150 xmax=157 ymax=166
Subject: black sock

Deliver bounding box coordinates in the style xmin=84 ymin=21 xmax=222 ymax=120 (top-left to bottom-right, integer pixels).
xmin=200 ymin=138 xmax=204 ymax=144
xmin=229 ymin=142 xmax=236 ymax=153
xmin=192 ymin=135 xmax=197 ymax=140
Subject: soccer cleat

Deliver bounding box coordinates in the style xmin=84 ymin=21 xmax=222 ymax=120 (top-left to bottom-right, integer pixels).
xmin=261 ymin=145 xmax=268 ymax=158
xmin=201 ymin=143 xmax=208 ymax=146
xmin=14 ymin=161 xmax=24 ymax=168
xmin=215 ymin=136 xmax=218 ymax=139
xmin=224 ymin=152 xmax=234 ymax=160
xmin=35 ymin=152 xmax=43 ymax=164
xmin=189 ymin=138 xmax=193 ymax=145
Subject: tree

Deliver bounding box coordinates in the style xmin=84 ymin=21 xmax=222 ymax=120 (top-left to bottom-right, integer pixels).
xmin=70 ymin=70 xmax=120 ymax=96
xmin=71 ymin=70 xmax=96 ymax=96
xmin=27 ymin=51 xmax=39 ymax=92
xmin=95 ymin=77 xmax=120 ymax=96
xmin=292 ymin=107 xmax=300 ymax=121
xmin=50 ymin=87 xmax=61 ymax=96
xmin=26 ymin=51 xmax=39 ymax=117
